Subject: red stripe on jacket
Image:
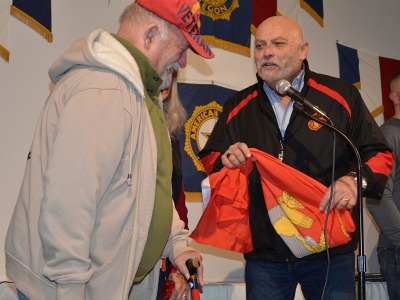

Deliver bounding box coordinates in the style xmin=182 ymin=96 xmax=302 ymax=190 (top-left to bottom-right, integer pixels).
xmin=366 ymin=151 xmax=394 ymax=177
xmin=227 ymin=90 xmax=259 ymax=124
xmin=200 ymin=151 xmax=221 ymax=175
xmin=201 ymin=91 xmax=259 ymax=174
xmin=308 ymin=78 xmax=352 ymax=117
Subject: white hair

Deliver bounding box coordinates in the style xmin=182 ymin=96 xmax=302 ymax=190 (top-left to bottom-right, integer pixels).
xmin=162 ymin=71 xmax=187 ymax=139
xmin=119 ymin=2 xmax=180 ymax=41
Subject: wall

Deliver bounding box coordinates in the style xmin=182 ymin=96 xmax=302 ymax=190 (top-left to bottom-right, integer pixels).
xmin=1 ymin=0 xmax=400 ymax=283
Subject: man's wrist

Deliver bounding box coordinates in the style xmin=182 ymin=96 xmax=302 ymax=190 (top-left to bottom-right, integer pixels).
xmin=347 ymin=171 xmax=368 ymax=191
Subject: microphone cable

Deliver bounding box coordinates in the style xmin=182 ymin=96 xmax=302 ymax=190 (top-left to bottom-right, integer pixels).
xmin=277 ymin=80 xmax=358 ymax=299
xmin=294 ymin=107 xmax=336 ymax=300
xmin=321 ymin=125 xmax=336 ymax=300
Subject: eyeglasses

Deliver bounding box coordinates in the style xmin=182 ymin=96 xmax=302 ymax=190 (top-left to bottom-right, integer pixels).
xmin=167 ymin=39 xmax=190 ymax=54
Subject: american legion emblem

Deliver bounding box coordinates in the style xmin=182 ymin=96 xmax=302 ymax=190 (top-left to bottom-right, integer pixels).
xmin=184 ymin=101 xmax=223 ymax=172
xmin=199 ymin=0 xmax=239 ymax=21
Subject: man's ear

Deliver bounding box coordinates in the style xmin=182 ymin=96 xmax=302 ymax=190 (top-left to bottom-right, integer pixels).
xmin=144 ymin=24 xmax=159 ymax=50
xmin=300 ymin=41 xmax=309 ymax=60
xmin=389 ymin=91 xmax=399 ymax=102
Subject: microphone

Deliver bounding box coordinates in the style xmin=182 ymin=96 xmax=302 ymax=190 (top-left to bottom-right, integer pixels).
xmin=276 ymin=79 xmax=328 ymax=118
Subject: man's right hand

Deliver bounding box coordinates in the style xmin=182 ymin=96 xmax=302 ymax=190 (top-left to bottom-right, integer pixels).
xmin=221 ymin=142 xmax=254 ymax=168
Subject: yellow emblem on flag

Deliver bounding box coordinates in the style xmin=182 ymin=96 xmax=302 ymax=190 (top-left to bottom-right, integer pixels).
xmin=184 ymin=101 xmax=223 ymax=172
xmin=199 ymin=0 xmax=239 ymax=21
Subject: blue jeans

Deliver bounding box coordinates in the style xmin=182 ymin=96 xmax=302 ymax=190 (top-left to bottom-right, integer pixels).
xmin=245 ymin=252 xmax=356 ymax=300
xmin=378 ymin=247 xmax=400 ymax=300
xmin=17 ymin=290 xmax=29 ymax=300
xmin=157 ymin=266 xmax=167 ymax=300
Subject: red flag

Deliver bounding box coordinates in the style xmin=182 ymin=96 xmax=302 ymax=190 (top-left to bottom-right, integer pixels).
xmin=190 ymin=162 xmax=254 ymax=253
xmin=256 ymin=149 xmax=354 ymax=257
xmin=379 ymin=57 xmax=400 ymax=120
xmin=251 ymin=0 xmax=276 ymax=34
xmin=191 ymin=149 xmax=355 ymax=257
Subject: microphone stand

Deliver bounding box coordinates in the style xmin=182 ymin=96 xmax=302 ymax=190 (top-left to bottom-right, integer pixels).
xmin=293 ymin=102 xmax=366 ymax=300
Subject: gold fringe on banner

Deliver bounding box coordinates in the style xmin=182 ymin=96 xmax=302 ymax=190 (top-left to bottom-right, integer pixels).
xmin=353 ymin=82 xmax=361 ymax=90
xmin=300 ymin=0 xmax=323 ymax=27
xmin=371 ymin=105 xmax=384 ymax=118
xmin=202 ymin=35 xmax=251 ymax=57
xmin=184 ymin=192 xmax=203 ymax=202
xmin=0 ymin=44 xmax=10 ymax=62
xmin=10 ymin=5 xmax=53 ymax=42
xmin=250 ymin=24 xmax=257 ymax=36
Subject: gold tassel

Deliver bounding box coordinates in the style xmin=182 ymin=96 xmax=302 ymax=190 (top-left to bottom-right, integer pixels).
xmin=300 ymin=0 xmax=324 ymax=27
xmin=10 ymin=5 xmax=53 ymax=42
xmin=184 ymin=192 xmax=204 ymax=202
xmin=371 ymin=105 xmax=384 ymax=118
xmin=0 ymin=44 xmax=10 ymax=62
xmin=202 ymin=35 xmax=251 ymax=57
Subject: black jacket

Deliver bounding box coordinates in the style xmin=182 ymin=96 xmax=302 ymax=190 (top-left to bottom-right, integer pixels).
xmin=199 ymin=60 xmax=393 ymax=262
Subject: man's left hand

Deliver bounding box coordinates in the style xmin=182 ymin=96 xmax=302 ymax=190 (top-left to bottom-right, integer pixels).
xmin=320 ymin=175 xmax=357 ymax=213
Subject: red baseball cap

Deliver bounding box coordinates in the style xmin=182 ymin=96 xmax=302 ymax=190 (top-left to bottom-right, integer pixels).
xmin=136 ymin=0 xmax=214 ymax=59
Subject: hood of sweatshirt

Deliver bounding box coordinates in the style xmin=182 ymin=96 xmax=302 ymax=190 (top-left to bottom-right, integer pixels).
xmin=48 ymin=28 xmax=145 ymax=99
xmin=49 ymin=28 xmax=151 ymax=187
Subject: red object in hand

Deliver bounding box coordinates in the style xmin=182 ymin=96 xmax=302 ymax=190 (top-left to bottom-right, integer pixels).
xmin=161 ymin=264 xmax=178 ymax=300
xmin=188 ymin=275 xmax=200 ymax=300
xmin=186 ymin=258 xmax=201 ymax=300
xmin=161 ymin=279 xmax=175 ymax=300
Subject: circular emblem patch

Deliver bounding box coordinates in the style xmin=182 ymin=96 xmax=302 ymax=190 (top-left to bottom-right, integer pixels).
xmin=184 ymin=101 xmax=223 ymax=172
xmin=199 ymin=0 xmax=239 ymax=21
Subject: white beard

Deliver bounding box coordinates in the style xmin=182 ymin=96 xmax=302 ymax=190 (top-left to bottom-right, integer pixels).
xmin=159 ymin=63 xmax=180 ymax=91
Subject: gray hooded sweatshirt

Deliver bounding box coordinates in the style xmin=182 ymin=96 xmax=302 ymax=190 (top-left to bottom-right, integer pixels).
xmin=5 ymin=28 xmax=192 ymax=300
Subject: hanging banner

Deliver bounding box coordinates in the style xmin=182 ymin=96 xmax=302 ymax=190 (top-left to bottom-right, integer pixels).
xmin=199 ymin=0 xmax=276 ymax=57
xmin=277 ymin=0 xmax=301 ymax=22
xmin=178 ymin=82 xmax=237 ymax=201
xmin=337 ymin=42 xmax=400 ymax=121
xmin=0 ymin=0 xmax=11 ymax=62
xmin=11 ymin=0 xmax=52 ymax=42
xmin=300 ymin=0 xmax=323 ymax=26
xmin=199 ymin=0 xmax=321 ymax=56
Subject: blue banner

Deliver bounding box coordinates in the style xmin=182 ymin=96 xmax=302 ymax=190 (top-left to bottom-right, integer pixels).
xmin=11 ymin=0 xmax=52 ymax=42
xmin=178 ymin=82 xmax=237 ymax=201
xmin=199 ymin=0 xmax=276 ymax=56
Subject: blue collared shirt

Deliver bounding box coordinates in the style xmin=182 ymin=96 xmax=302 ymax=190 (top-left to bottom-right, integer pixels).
xmin=263 ymin=69 xmax=305 ymax=137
